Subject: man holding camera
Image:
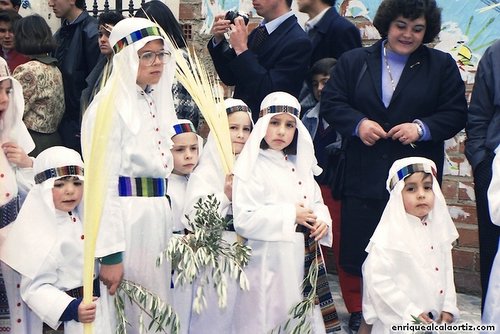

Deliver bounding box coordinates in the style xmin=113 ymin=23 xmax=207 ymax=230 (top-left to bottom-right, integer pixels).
xmin=208 ymin=0 xmax=312 ymax=121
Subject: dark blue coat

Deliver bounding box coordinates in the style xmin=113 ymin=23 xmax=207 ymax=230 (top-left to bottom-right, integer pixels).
xmin=308 ymin=7 xmax=361 ymax=65
xmin=208 ymin=15 xmax=312 ymax=121
xmin=320 ymin=40 xmax=467 ymax=200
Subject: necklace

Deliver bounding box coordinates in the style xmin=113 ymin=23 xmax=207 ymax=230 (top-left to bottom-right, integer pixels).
xmin=383 ymin=45 xmax=396 ymax=92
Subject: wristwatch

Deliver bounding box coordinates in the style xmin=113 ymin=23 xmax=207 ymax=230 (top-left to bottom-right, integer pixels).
xmin=413 ymin=120 xmax=424 ymax=139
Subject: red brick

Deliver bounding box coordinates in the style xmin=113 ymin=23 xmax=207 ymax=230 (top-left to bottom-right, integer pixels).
xmin=179 ymin=3 xmax=200 ymax=20
xmin=449 ymin=205 xmax=477 ymax=225
xmin=442 ymin=179 xmax=458 ymax=200
xmin=453 ymin=268 xmax=481 ymax=295
xmin=458 ymin=180 xmax=475 ymax=201
xmin=452 ymin=248 xmax=476 ymax=270
xmin=457 ymin=226 xmax=479 ymax=248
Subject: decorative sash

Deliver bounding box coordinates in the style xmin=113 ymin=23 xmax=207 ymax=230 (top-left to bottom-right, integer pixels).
xmin=118 ymin=176 xmax=168 ymax=197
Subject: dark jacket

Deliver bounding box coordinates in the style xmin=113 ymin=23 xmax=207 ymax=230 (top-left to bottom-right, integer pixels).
xmin=54 ymin=11 xmax=101 ymax=123
xmin=308 ymin=7 xmax=361 ymax=65
xmin=208 ymin=15 xmax=312 ymax=121
xmin=465 ymin=40 xmax=500 ymax=169
xmin=320 ymin=40 xmax=467 ymax=200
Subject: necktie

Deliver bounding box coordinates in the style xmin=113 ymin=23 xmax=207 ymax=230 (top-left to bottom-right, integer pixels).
xmin=250 ymin=25 xmax=268 ymax=51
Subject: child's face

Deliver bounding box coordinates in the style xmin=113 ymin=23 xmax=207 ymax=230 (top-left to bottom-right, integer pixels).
xmin=312 ymin=73 xmax=330 ymax=101
xmin=228 ymin=111 xmax=252 ymax=155
xmin=52 ymin=176 xmax=84 ymax=212
xmin=0 ymin=78 xmax=11 ymax=117
xmin=264 ymin=113 xmax=296 ymax=151
xmin=171 ymin=132 xmax=199 ymax=175
xmin=136 ymin=39 xmax=166 ymax=89
xmin=402 ymin=172 xmax=435 ymax=220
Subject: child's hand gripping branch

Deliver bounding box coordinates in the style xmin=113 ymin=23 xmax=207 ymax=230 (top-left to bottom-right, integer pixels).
xmin=78 ymin=297 xmax=98 ymax=323
xmin=295 ymin=203 xmax=328 ymax=241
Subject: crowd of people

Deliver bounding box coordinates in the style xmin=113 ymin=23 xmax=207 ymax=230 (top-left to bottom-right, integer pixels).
xmin=0 ymin=0 xmax=497 ymax=333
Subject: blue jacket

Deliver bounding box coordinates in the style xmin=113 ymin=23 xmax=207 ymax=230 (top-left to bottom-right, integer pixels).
xmin=208 ymin=15 xmax=312 ymax=121
xmin=308 ymin=7 xmax=361 ymax=65
xmin=320 ymin=40 xmax=467 ymax=199
xmin=465 ymin=40 xmax=500 ymax=169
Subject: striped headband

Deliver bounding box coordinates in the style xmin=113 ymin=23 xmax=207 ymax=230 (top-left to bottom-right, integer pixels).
xmin=34 ymin=166 xmax=84 ymax=184
xmin=389 ymin=163 xmax=437 ymax=190
xmin=261 ymin=105 xmax=300 ymax=117
xmin=113 ymin=26 xmax=162 ymax=53
xmin=226 ymin=105 xmax=250 ymax=114
xmin=172 ymin=122 xmax=196 ymax=135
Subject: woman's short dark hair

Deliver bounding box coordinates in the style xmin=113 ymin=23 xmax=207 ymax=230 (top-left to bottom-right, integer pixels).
xmin=135 ymin=0 xmax=187 ymax=49
xmin=14 ymin=15 xmax=57 ymax=55
xmin=373 ymin=0 xmax=441 ymax=44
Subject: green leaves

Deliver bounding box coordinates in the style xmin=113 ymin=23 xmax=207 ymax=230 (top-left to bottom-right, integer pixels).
xmin=158 ymin=195 xmax=252 ymax=314
xmin=114 ymin=279 xmax=180 ymax=334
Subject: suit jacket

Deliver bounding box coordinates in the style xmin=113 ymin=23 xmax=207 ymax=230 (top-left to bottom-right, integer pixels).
xmin=308 ymin=7 xmax=361 ymax=65
xmin=208 ymin=15 xmax=312 ymax=121
xmin=320 ymin=40 xmax=467 ymax=200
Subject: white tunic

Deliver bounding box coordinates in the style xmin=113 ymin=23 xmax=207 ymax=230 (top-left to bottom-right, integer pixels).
xmin=362 ymin=214 xmax=459 ymax=333
xmin=183 ymin=135 xmax=239 ymax=334
xmin=484 ymin=146 xmax=500 ymax=331
xmin=233 ymin=149 xmax=331 ymax=334
xmin=82 ymin=89 xmax=174 ymax=334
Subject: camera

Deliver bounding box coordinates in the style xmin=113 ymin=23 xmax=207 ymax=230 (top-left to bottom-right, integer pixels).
xmin=225 ymin=11 xmax=249 ymax=25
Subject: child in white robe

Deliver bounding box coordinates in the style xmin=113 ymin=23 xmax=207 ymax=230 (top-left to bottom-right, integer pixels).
xmin=232 ymin=91 xmax=335 ymax=334
xmin=483 ymin=146 xmax=500 ymax=331
xmin=1 ymin=146 xmax=107 ymax=333
xmin=183 ymin=98 xmax=253 ymax=334
xmin=362 ymin=157 xmax=459 ymax=333
xmin=81 ymin=17 xmax=177 ymax=333
xmin=0 ymin=56 xmax=40 ymax=334
xmin=167 ymin=119 xmax=202 ymax=334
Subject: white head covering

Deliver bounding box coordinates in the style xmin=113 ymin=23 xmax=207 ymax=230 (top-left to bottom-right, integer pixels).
xmin=1 ymin=146 xmax=84 ymax=279
xmin=87 ymin=17 xmax=177 ymax=135
xmin=367 ymin=157 xmax=459 ymax=256
xmin=171 ymin=119 xmax=204 ymax=158
xmin=233 ymin=91 xmax=320 ymax=182
xmin=0 ymin=57 xmax=35 ymax=205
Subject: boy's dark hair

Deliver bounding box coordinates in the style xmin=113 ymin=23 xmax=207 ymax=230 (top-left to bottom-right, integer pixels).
xmin=319 ymin=0 xmax=336 ymax=6
xmin=14 ymin=15 xmax=57 ymax=55
xmin=98 ymin=11 xmax=124 ymax=27
xmin=373 ymin=0 xmax=441 ymax=44
xmin=260 ymin=128 xmax=298 ymax=155
xmin=75 ymin=0 xmax=86 ymax=10
xmin=0 ymin=9 xmax=21 ymax=24
xmin=135 ymin=0 xmax=187 ymax=49
xmin=6 ymin=0 xmax=21 ymax=7
xmin=309 ymin=57 xmax=337 ymax=80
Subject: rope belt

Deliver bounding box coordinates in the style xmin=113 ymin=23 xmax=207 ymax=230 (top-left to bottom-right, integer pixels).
xmin=118 ymin=176 xmax=168 ymax=197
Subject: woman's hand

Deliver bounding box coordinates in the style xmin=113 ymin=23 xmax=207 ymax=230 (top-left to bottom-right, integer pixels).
xmin=358 ymin=119 xmax=387 ymax=146
xmin=387 ymin=123 xmax=420 ymax=145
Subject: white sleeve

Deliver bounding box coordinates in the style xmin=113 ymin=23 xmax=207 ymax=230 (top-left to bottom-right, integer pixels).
xmin=442 ymin=250 xmax=460 ymax=321
xmin=488 ymin=151 xmax=500 ymax=225
xmin=312 ymin=180 xmax=332 ymax=247
xmin=20 ymin=254 xmax=74 ymax=330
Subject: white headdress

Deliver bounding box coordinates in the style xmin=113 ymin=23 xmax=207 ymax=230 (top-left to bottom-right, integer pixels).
xmin=1 ymin=146 xmax=84 ymax=279
xmin=171 ymin=119 xmax=204 ymax=157
xmin=0 ymin=56 xmax=35 ymax=204
xmin=233 ymin=91 xmax=320 ymax=181
xmin=367 ymin=157 xmax=458 ymax=255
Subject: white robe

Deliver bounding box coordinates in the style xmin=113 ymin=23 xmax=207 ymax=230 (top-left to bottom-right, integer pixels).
xmin=232 ymin=148 xmax=331 ymax=334
xmin=183 ymin=136 xmax=239 ymax=334
xmin=362 ymin=214 xmax=459 ymax=333
xmin=82 ymin=88 xmax=174 ymax=334
xmin=484 ymin=147 xmax=500 ymax=331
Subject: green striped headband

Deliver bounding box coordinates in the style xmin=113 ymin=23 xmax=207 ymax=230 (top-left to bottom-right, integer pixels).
xmin=261 ymin=105 xmax=300 ymax=117
xmin=113 ymin=26 xmax=162 ymax=54
xmin=389 ymin=163 xmax=437 ymax=190
xmin=34 ymin=166 xmax=84 ymax=184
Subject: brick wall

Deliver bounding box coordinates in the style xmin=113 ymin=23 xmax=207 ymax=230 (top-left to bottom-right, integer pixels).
xmin=178 ymin=4 xmax=481 ymax=296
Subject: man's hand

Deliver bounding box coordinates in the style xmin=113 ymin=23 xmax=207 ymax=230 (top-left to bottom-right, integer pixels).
xmin=229 ymin=17 xmax=248 ymax=55
xmin=211 ymin=13 xmax=231 ymax=44
xmin=358 ymin=119 xmax=387 ymax=146
xmin=387 ymin=123 xmax=420 ymax=146
xmin=99 ymin=262 xmax=124 ymax=295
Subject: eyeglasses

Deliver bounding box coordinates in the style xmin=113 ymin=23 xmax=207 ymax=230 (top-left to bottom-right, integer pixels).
xmin=138 ymin=50 xmax=171 ymax=66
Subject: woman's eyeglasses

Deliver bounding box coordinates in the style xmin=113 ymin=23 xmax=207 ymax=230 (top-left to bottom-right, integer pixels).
xmin=138 ymin=50 xmax=171 ymax=66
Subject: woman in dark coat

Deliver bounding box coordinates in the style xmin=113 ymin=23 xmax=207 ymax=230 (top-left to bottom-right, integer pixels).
xmin=319 ymin=0 xmax=467 ymax=322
